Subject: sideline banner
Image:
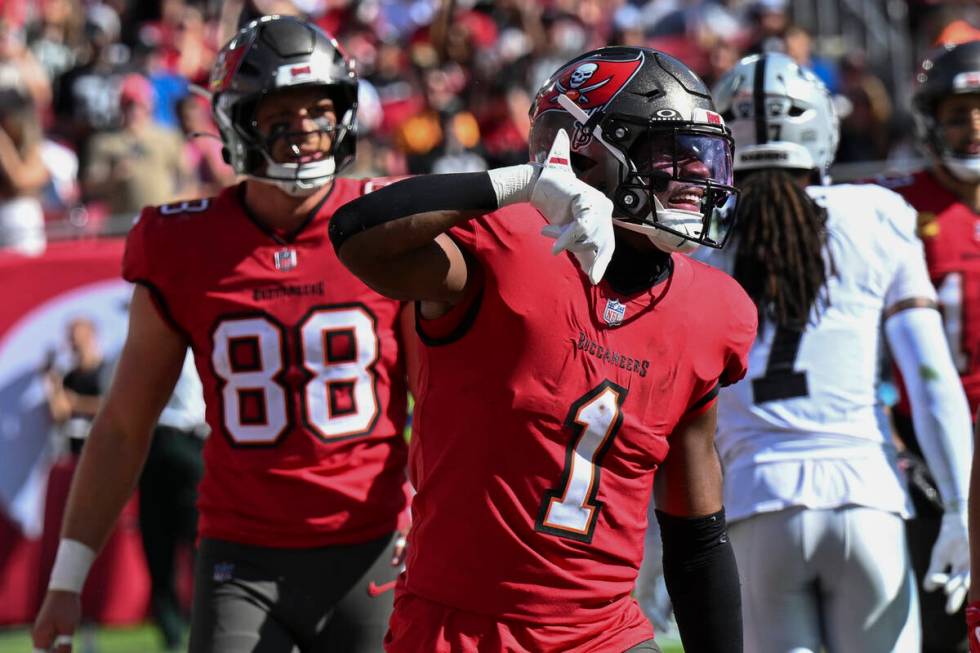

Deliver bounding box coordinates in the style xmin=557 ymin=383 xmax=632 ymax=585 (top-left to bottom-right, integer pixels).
xmin=0 ymin=239 xmax=154 ymax=626
xmin=0 ymin=239 xmax=131 ymax=537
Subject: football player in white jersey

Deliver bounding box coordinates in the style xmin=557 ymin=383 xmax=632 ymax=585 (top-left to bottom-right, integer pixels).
xmin=639 ymin=52 xmax=973 ymax=652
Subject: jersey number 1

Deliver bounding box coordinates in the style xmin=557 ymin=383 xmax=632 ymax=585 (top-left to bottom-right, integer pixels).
xmin=535 ymin=381 xmax=627 ymax=543
xmin=752 ymin=325 xmax=809 ymax=403
xmin=211 ymin=306 xmax=380 ymax=445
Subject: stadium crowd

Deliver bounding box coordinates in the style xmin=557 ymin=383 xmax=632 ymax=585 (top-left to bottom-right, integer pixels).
xmin=0 ymin=0 xmax=973 ymax=253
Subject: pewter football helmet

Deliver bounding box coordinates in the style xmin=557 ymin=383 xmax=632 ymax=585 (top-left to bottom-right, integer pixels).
xmin=210 ymin=15 xmax=358 ymax=196
xmin=529 ymin=46 xmax=739 ymax=253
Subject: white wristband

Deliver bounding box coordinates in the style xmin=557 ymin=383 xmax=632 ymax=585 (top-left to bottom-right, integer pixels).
xmin=487 ymin=164 xmax=539 ymax=207
xmin=48 ymin=539 xmax=96 ymax=593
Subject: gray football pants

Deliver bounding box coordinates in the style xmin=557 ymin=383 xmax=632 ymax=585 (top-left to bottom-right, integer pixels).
xmin=188 ymin=532 xmax=400 ymax=653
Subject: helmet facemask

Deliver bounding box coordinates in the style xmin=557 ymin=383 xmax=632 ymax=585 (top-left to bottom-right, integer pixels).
xmin=555 ymin=93 xmax=738 ymax=253
xmin=911 ymin=42 xmax=980 ymax=184
xmin=928 ymin=96 xmax=980 ymax=183
xmin=221 ymin=86 xmax=356 ymax=196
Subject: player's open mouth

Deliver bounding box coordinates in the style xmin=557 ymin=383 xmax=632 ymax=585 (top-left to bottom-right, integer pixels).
xmin=294 ymin=150 xmax=327 ymax=163
xmin=667 ymin=188 xmax=703 ymax=212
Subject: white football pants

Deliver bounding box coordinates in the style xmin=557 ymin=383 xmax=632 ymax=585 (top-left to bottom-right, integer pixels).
xmin=729 ymin=506 xmax=920 ymax=653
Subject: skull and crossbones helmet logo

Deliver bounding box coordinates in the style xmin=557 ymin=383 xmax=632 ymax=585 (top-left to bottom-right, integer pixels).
xmin=556 ymin=62 xmax=609 ymax=103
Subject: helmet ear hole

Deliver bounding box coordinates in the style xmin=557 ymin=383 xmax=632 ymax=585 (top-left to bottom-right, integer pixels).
xmin=615 ymin=187 xmax=648 ymax=217
xmin=221 ymin=147 xmax=231 ymax=164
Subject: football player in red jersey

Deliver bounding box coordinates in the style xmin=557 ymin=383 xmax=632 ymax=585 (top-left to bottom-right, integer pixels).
xmin=879 ymin=40 xmax=980 ymax=653
xmin=32 ymin=16 xmax=415 ymax=653
xmin=331 ymin=47 xmax=756 ymax=653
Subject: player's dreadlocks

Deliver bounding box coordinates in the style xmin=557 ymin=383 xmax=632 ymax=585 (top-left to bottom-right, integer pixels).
xmin=731 ymin=169 xmax=836 ymax=329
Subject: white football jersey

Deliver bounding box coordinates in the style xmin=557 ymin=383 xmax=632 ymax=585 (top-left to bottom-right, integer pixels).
xmin=700 ymin=183 xmax=936 ymax=521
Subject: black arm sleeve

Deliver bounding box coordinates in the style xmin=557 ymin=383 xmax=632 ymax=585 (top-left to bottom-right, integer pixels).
xmin=656 ymin=508 xmax=742 ymax=653
xmin=328 ymin=172 xmax=497 ymax=250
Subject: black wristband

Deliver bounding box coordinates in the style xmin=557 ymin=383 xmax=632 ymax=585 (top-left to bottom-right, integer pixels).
xmin=656 ymin=508 xmax=742 ymax=653
xmin=328 ymin=172 xmax=497 ymax=250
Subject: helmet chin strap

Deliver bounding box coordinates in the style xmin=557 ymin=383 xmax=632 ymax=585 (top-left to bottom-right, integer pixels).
xmin=942 ymin=154 xmax=980 ymax=184
xmin=613 ymin=194 xmax=703 ymax=254
xmin=556 ymin=94 xmax=629 ymax=168
xmin=557 ymin=93 xmax=703 ymax=253
xmin=254 ymin=147 xmax=338 ymax=196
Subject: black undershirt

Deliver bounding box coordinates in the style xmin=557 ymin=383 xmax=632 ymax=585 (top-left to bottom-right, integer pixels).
xmin=603 ymin=237 xmax=672 ymax=296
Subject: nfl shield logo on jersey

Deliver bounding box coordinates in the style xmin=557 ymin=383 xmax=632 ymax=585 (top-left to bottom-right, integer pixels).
xmin=603 ymin=299 xmax=626 ymax=326
xmin=274 ymin=247 xmax=297 ymax=271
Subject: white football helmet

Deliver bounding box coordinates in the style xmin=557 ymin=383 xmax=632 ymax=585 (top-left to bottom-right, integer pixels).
xmin=712 ymin=52 xmax=839 ymax=180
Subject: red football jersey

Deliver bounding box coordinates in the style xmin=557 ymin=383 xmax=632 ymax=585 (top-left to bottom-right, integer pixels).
xmin=123 ymin=180 xmax=410 ymax=548
xmin=403 ymin=205 xmax=757 ymax=624
xmin=890 ymin=171 xmax=980 ymax=415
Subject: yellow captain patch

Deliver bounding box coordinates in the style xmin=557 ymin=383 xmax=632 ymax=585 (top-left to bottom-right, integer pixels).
xmin=917 ymin=212 xmax=939 ymax=238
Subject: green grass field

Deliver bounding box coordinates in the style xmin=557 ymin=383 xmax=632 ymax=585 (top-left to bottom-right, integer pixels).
xmin=0 ymin=624 xmax=685 ymax=652
xmin=0 ymin=624 xmax=176 ymax=653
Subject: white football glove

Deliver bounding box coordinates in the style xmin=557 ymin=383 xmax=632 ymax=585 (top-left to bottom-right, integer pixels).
xmin=530 ymin=129 xmax=615 ymax=285
xmin=923 ymin=508 xmax=971 ymax=614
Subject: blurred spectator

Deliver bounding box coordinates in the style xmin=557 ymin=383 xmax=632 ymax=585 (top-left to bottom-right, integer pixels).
xmin=175 ymin=94 xmax=235 ymax=197
xmin=83 ymin=73 xmax=187 ymax=218
xmin=131 ymin=31 xmax=190 ymax=131
xmin=163 ymin=4 xmax=216 ymax=84
xmin=0 ymin=19 xmax=53 ymax=111
xmin=393 ymin=64 xmax=484 ymax=174
xmin=704 ymin=37 xmax=743 ymax=88
xmin=53 ymin=3 xmax=127 ymax=149
xmin=837 ymin=52 xmax=894 ymax=163
xmin=42 ymin=317 xmax=107 ymax=456
xmin=784 ymin=25 xmax=839 ymax=93
xmin=370 ymin=39 xmax=423 ymax=136
xmin=474 ymin=81 xmax=530 ymax=169
xmin=25 ymin=0 xmax=84 ymax=91
xmin=0 ymin=89 xmax=48 ymax=255
xmin=745 ymin=0 xmax=790 ymax=55
xmin=39 ymin=135 xmax=79 ymax=224
xmin=933 ymin=19 xmax=980 ymax=47
xmin=526 ymin=11 xmax=590 ymax=92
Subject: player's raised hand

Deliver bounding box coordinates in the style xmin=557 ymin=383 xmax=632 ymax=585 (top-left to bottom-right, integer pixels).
xmin=32 ymin=590 xmax=81 ymax=653
xmin=530 ymin=129 xmax=615 ymax=285
xmin=924 ymin=508 xmax=970 ymax=614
